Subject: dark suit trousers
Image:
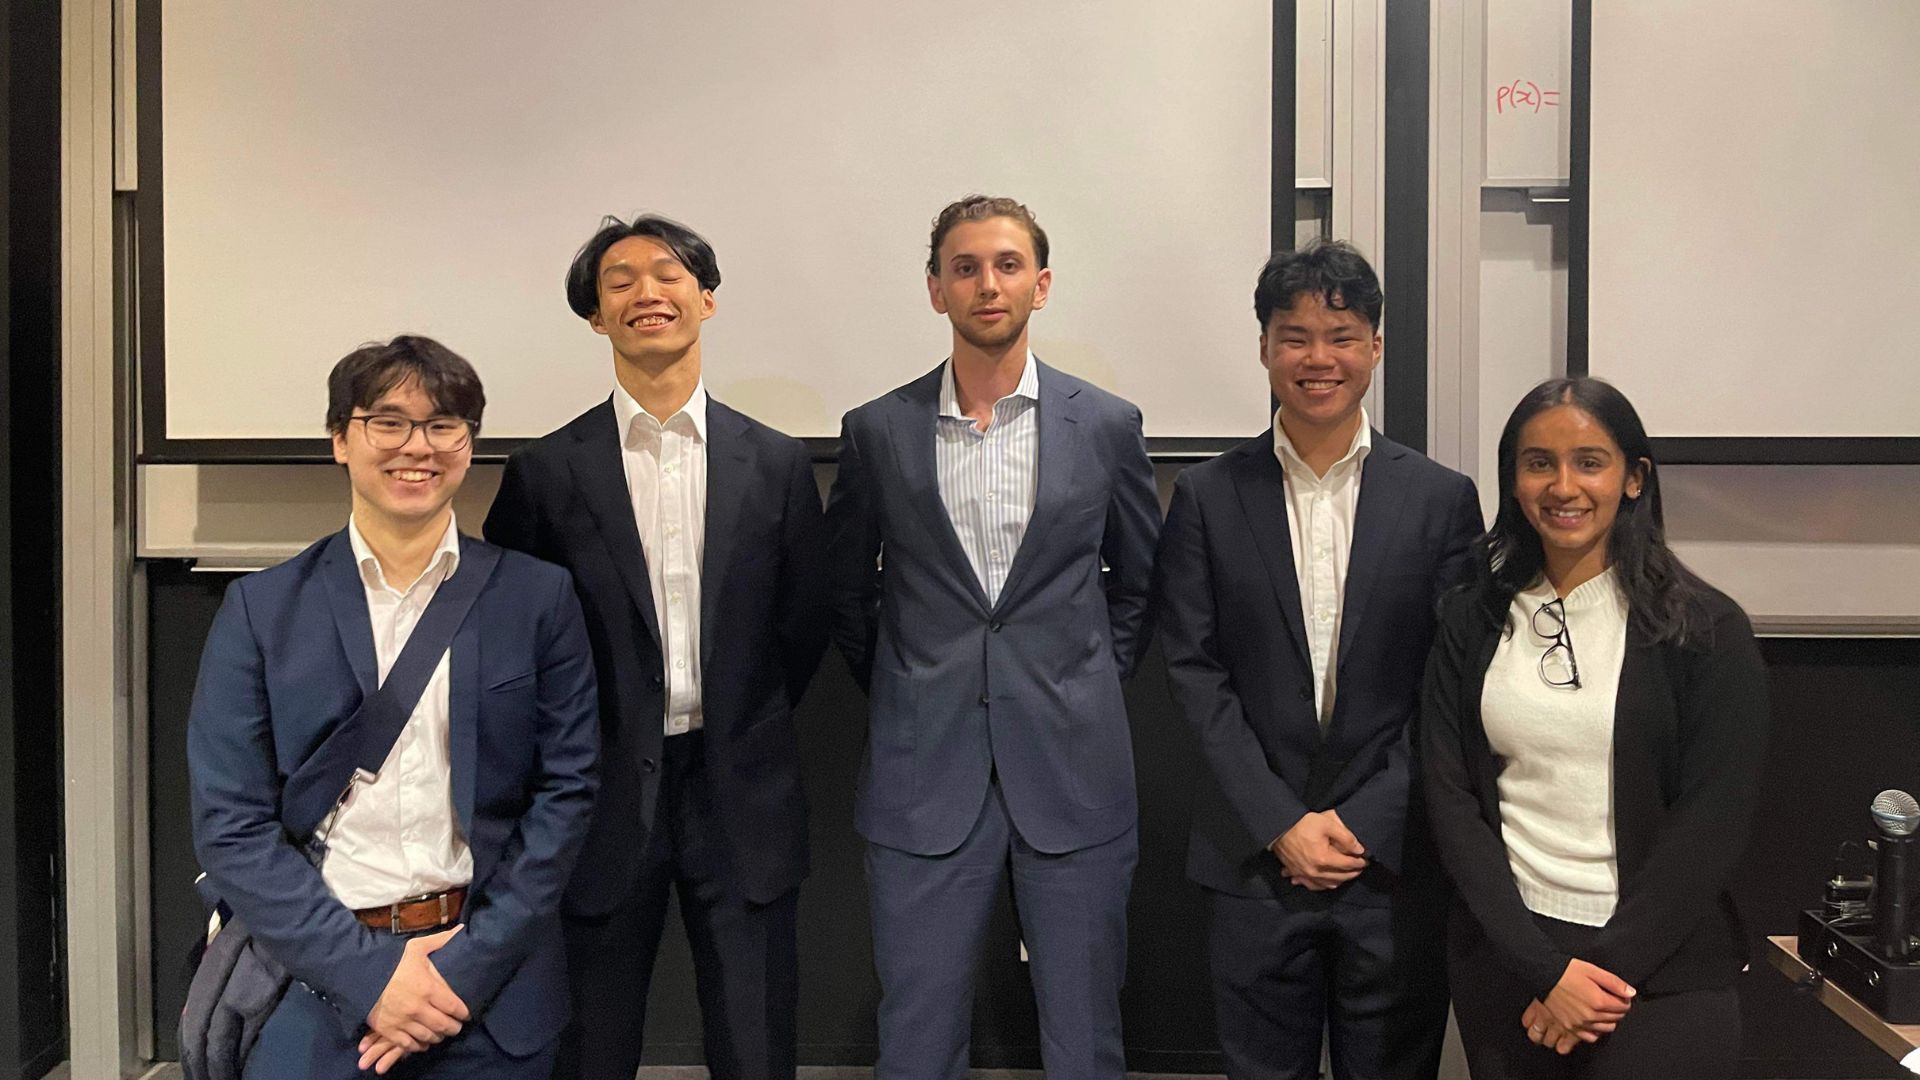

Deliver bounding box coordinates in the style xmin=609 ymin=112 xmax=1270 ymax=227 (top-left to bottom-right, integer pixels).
xmin=866 ymin=779 xmax=1137 ymax=1080
xmin=245 ymin=979 xmax=554 ymax=1080
xmin=1208 ymin=885 xmax=1448 ymax=1080
xmin=553 ymin=731 xmax=799 ymax=1080
xmin=1449 ymin=913 xmax=1740 ymax=1080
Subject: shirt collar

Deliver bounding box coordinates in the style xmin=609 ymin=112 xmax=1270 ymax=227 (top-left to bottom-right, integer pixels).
xmin=613 ymin=377 xmax=709 ymax=445
xmin=347 ymin=511 xmax=462 ymax=595
xmin=938 ymin=351 xmax=1039 ymax=421
xmin=1273 ymin=406 xmax=1372 ymax=477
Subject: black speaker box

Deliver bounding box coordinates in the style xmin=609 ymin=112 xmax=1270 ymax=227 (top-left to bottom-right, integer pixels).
xmin=1799 ymin=908 xmax=1920 ymax=1023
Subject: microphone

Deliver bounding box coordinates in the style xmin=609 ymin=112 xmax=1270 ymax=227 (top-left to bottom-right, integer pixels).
xmin=1871 ymin=789 xmax=1920 ymax=961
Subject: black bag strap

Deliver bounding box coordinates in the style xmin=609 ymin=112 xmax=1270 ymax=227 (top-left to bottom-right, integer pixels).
xmin=280 ymin=542 xmax=501 ymax=842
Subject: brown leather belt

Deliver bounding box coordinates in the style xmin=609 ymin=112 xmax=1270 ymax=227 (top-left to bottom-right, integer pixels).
xmin=353 ymin=886 xmax=467 ymax=934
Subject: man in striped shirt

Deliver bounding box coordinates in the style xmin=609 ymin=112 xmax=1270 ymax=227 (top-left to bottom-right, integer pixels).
xmin=826 ymin=195 xmax=1160 ymax=1079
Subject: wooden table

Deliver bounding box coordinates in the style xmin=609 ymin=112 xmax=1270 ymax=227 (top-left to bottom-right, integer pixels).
xmin=1767 ymin=935 xmax=1920 ymax=1073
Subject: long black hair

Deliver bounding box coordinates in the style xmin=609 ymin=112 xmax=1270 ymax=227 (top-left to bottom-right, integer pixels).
xmin=1474 ymin=377 xmax=1712 ymax=646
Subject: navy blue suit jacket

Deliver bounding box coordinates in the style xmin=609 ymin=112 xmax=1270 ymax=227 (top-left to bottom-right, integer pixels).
xmin=826 ymin=360 xmax=1161 ymax=856
xmin=1155 ymin=430 xmax=1480 ymax=904
xmin=485 ymin=396 xmax=828 ymax=914
xmin=187 ymin=530 xmax=600 ymax=1057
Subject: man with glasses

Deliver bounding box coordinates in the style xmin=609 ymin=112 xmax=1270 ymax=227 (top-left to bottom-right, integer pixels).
xmin=1154 ymin=241 xmax=1482 ymax=1080
xmin=486 ymin=214 xmax=828 ymax=1080
xmin=188 ymin=335 xmax=600 ymax=1077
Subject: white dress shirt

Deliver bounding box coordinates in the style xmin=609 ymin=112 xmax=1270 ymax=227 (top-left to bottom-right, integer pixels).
xmin=1480 ymin=568 xmax=1627 ymax=927
xmin=319 ymin=513 xmax=474 ymax=910
xmin=935 ymin=353 xmax=1041 ymax=605
xmin=613 ymin=378 xmax=708 ymax=736
xmin=1273 ymin=408 xmax=1372 ymax=728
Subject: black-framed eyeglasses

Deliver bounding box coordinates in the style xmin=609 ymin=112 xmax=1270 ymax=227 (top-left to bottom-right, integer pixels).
xmin=349 ymin=414 xmax=475 ymax=452
xmin=1531 ymin=598 xmax=1582 ymax=690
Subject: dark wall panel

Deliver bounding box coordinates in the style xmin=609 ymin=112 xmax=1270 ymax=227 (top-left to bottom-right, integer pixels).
xmin=1732 ymin=638 xmax=1920 ymax=1080
xmin=5 ymin=0 xmax=68 ymax=1075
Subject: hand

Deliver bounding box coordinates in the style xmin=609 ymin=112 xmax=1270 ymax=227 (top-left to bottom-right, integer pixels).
xmin=363 ymin=925 xmax=470 ymax=1057
xmin=1271 ymin=809 xmax=1368 ymax=890
xmin=355 ymin=1034 xmax=410 ymax=1075
xmin=1521 ymin=999 xmax=1582 ymax=1055
xmin=1542 ymin=958 xmax=1633 ymax=1039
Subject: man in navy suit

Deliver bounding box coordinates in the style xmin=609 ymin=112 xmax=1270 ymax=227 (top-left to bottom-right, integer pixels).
xmin=485 ymin=214 xmax=827 ymax=1080
xmin=826 ymin=195 xmax=1160 ymax=1079
xmin=1154 ymin=240 xmax=1482 ymax=1080
xmin=188 ymin=335 xmax=600 ymax=1078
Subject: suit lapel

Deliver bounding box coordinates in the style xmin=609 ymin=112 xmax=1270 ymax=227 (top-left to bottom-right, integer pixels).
xmin=993 ymin=364 xmax=1077 ymax=610
xmin=319 ymin=530 xmax=378 ymax=695
xmin=1227 ymin=438 xmax=1311 ymax=668
xmin=568 ymin=401 xmax=662 ymax=649
xmin=700 ymin=400 xmax=752 ymax=670
xmin=1337 ymin=434 xmax=1412 ymax=672
xmin=889 ymin=372 xmax=991 ymax=613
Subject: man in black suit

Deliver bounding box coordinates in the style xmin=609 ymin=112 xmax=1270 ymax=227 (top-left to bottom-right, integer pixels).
xmin=1154 ymin=240 xmax=1482 ymax=1080
xmin=485 ymin=214 xmax=827 ymax=1080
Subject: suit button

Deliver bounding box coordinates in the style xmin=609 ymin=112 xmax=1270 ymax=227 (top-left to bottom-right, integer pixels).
xmin=978 ymin=694 xmax=990 ymax=706
xmin=642 ymin=758 xmax=658 ymax=773
xmin=989 ymin=621 xmax=1003 ymax=632
xmin=1297 ymin=686 xmax=1314 ymax=702
xmin=650 ymin=674 xmax=664 ymax=690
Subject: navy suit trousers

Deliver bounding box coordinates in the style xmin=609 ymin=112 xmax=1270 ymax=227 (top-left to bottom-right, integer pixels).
xmin=552 ymin=731 xmax=799 ymax=1080
xmin=866 ymin=779 xmax=1137 ymax=1080
xmin=244 ymin=978 xmax=553 ymax=1080
xmin=1208 ymin=887 xmax=1448 ymax=1080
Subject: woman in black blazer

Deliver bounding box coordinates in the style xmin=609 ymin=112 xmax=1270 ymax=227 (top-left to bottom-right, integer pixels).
xmin=1421 ymin=378 xmax=1768 ymax=1080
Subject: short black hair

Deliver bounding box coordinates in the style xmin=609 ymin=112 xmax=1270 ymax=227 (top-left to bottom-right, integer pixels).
xmin=325 ymin=335 xmax=485 ymax=435
xmin=927 ymin=195 xmax=1049 ymax=276
xmin=1253 ymin=238 xmax=1384 ymax=330
xmin=564 ymin=213 xmax=721 ymax=320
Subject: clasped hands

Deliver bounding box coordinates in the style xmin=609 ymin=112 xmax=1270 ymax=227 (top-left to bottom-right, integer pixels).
xmin=1271 ymin=809 xmax=1367 ymax=890
xmin=356 ymin=925 xmax=468 ymax=1075
xmin=1520 ymin=958 xmax=1636 ymax=1055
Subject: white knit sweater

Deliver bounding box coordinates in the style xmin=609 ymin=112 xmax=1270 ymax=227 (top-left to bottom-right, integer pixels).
xmin=1479 ymin=568 xmax=1628 ymax=927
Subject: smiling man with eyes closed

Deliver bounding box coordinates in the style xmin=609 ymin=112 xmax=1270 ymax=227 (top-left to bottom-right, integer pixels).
xmin=485 ymin=214 xmax=828 ymax=1080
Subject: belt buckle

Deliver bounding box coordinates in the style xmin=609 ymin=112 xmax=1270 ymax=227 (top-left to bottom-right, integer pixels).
xmin=385 ymin=890 xmax=454 ymax=933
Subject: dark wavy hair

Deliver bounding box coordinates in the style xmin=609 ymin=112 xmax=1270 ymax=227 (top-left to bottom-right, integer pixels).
xmin=1253 ymin=238 xmax=1384 ymax=330
xmin=1473 ymin=377 xmax=1712 ymax=646
xmin=926 ymin=195 xmax=1049 ymax=276
xmin=564 ymin=213 xmax=720 ymax=320
xmin=325 ymin=335 xmax=485 ymax=435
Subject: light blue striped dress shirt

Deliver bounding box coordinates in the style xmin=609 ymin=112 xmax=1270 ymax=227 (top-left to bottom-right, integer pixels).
xmin=935 ymin=353 xmax=1041 ymax=605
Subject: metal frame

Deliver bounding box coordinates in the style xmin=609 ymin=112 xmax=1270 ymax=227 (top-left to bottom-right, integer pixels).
xmin=65 ymin=0 xmax=149 ymax=1075
xmin=1381 ymin=0 xmax=1429 ymax=450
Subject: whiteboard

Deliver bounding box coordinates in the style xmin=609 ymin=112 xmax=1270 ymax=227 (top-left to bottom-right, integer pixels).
xmin=157 ymin=1 xmax=1292 ymax=444
xmin=1483 ymin=0 xmax=1570 ymax=186
xmin=1586 ymin=0 xmax=1920 ymax=439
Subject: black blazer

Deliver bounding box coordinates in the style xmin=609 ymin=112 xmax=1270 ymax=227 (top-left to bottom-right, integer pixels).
xmin=1155 ymin=429 xmax=1481 ymax=903
xmin=1420 ymin=584 xmax=1769 ymax=998
xmin=486 ymin=396 xmax=828 ymax=915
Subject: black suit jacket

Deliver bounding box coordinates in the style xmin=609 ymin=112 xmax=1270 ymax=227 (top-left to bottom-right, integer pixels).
xmin=1421 ymin=585 xmax=1768 ymax=998
xmin=1155 ymin=429 xmax=1481 ymax=904
xmin=486 ymin=396 xmax=828 ymax=915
